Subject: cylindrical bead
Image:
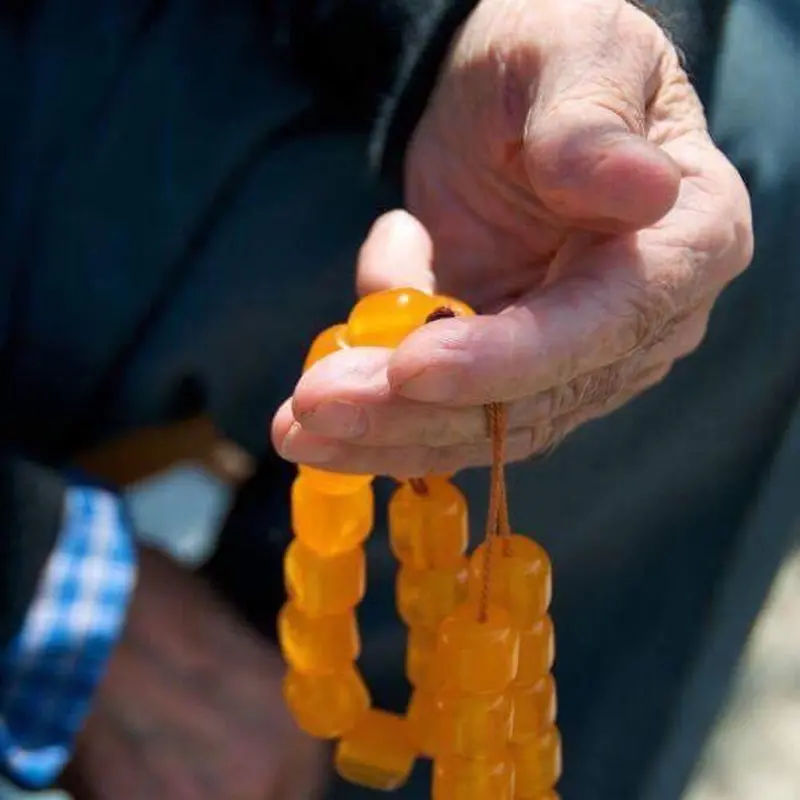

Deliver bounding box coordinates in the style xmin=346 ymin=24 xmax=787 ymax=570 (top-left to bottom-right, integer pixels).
xmin=469 ymin=535 xmax=552 ymax=625
xmin=304 ymin=323 xmax=350 ymax=370
xmin=283 ymin=667 xmax=370 ymax=739
xmin=396 ymin=560 xmax=468 ymax=629
xmin=334 ymin=709 xmax=417 ymax=791
xmin=510 ymin=675 xmax=556 ymax=744
xmin=432 ymin=295 xmax=476 ymax=319
xmin=278 ymin=602 xmax=359 ymax=674
xmin=517 ymin=794 xmax=559 ymax=800
xmin=430 ymin=690 xmax=513 ymax=758
xmin=389 ymin=479 xmax=468 ymax=569
xmin=514 ymin=616 xmax=555 ymax=686
xmin=298 ymin=465 xmax=373 ymax=495
xmin=284 ymin=539 xmax=366 ymax=617
xmin=406 ymin=689 xmax=437 ymax=757
xmin=433 ymin=754 xmax=514 ymax=800
xmin=511 ymin=727 xmax=562 ymax=797
xmin=291 ymin=474 xmax=373 ymax=555
xmin=436 ymin=604 xmax=519 ymax=694
xmin=406 ymin=626 xmax=441 ymax=689
xmin=346 ymin=288 xmax=438 ymax=347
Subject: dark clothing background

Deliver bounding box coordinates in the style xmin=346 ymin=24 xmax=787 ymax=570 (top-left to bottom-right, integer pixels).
xmin=1 ymin=0 xmax=798 ymax=799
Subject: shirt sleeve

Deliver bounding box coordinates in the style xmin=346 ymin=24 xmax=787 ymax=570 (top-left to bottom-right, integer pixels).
xmin=0 ymin=485 xmax=137 ymax=790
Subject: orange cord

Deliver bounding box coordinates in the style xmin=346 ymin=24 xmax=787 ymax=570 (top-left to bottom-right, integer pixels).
xmin=417 ymin=305 xmax=513 ymax=622
xmin=477 ymin=402 xmax=512 ymax=622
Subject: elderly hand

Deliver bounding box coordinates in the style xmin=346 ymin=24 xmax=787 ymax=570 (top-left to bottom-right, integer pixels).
xmin=273 ymin=0 xmax=753 ymax=476
xmin=59 ymin=547 xmax=327 ymax=800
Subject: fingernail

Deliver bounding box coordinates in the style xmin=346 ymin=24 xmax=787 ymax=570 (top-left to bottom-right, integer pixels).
xmin=397 ymin=368 xmax=458 ymax=403
xmin=279 ymin=423 xmax=340 ymax=464
xmin=302 ymin=401 xmax=367 ymax=439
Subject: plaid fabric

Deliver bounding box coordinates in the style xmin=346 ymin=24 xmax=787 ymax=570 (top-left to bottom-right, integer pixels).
xmin=0 ymin=486 xmax=136 ymax=789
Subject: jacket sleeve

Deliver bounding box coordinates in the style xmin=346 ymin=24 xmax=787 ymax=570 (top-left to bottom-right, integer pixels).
xmin=272 ymin=0 xmax=728 ymax=179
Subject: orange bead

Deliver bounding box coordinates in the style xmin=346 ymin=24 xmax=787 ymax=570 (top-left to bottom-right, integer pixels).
xmin=298 ymin=465 xmax=373 ymax=495
xmin=283 ymin=666 xmax=370 ymax=739
xmin=436 ymin=604 xmax=519 ymax=693
xmin=346 ymin=288 xmax=438 ymax=347
xmin=431 ymin=295 xmax=476 ymax=318
xmin=284 ymin=539 xmax=366 ymax=617
xmin=511 ymin=727 xmax=562 ymax=797
xmin=334 ymin=710 xmax=417 ymax=790
xmin=389 ymin=479 xmax=469 ymax=569
xmin=433 ymin=754 xmax=514 ymax=800
xmin=303 ymin=323 xmax=350 ymax=370
xmin=291 ymin=474 xmax=373 ymax=556
xmin=397 ymin=561 xmax=469 ymax=629
xmin=510 ymin=675 xmax=557 ymax=744
xmin=469 ymin=535 xmax=552 ymax=625
xmin=430 ymin=690 xmax=513 ymax=758
xmin=515 ymin=616 xmax=556 ymax=686
xmin=406 ymin=626 xmax=441 ymax=689
xmin=406 ymin=689 xmax=437 ymax=757
xmin=278 ymin=602 xmax=359 ymax=675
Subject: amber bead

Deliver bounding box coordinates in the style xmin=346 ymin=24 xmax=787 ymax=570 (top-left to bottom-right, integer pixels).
xmin=334 ymin=710 xmax=417 ymax=790
xmin=346 ymin=288 xmax=438 ymax=347
xmin=406 ymin=626 xmax=441 ymax=689
xmin=406 ymin=689 xmax=437 ymax=757
xmin=436 ymin=604 xmax=519 ymax=694
xmin=430 ymin=690 xmax=513 ymax=758
xmin=389 ymin=479 xmax=468 ymax=569
xmin=396 ymin=560 xmax=468 ymax=629
xmin=299 ymin=465 xmax=373 ymax=495
xmin=284 ymin=539 xmax=366 ymax=617
xmin=515 ymin=616 xmax=556 ymax=687
xmin=291 ymin=474 xmax=373 ymax=556
xmin=283 ymin=667 xmax=369 ymax=739
xmin=510 ymin=675 xmax=556 ymax=744
xmin=469 ymin=535 xmax=552 ymax=625
xmin=511 ymin=727 xmax=562 ymax=797
xmin=278 ymin=602 xmax=359 ymax=675
xmin=304 ymin=323 xmax=349 ymax=370
xmin=433 ymin=754 xmax=514 ymax=800
xmin=431 ymin=295 xmax=476 ymax=319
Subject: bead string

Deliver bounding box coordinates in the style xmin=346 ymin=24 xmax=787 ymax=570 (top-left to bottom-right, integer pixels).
xmin=477 ymin=402 xmax=511 ymax=622
xmin=408 ymin=478 xmax=429 ymax=496
xmin=281 ymin=289 xmax=562 ymax=796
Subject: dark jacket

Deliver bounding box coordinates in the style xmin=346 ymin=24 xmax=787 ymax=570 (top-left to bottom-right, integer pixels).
xmin=0 ymin=0 xmax=725 ymax=645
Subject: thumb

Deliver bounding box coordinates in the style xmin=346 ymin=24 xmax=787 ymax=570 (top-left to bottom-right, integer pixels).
xmin=355 ymin=210 xmax=436 ymax=297
xmin=524 ymin=4 xmax=681 ymax=229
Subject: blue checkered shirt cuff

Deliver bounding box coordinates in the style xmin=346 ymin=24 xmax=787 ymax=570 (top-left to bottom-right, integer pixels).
xmin=0 ymin=485 xmax=137 ymax=789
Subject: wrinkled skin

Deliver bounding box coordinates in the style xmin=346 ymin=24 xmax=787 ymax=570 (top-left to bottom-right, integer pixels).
xmin=60 ymin=548 xmax=327 ymax=800
xmin=273 ymin=0 xmax=753 ymax=476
